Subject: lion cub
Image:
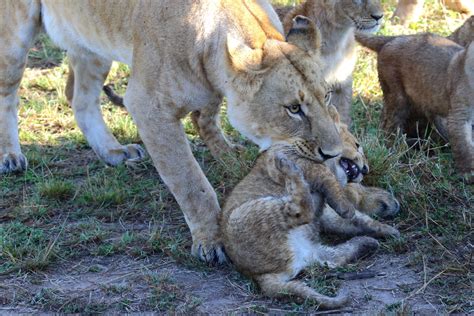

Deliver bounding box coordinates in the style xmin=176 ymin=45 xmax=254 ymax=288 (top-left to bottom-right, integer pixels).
xmin=221 ymin=118 xmax=399 ymax=307
xmin=276 ymin=0 xmax=384 ymax=124
xmin=356 ymin=30 xmax=474 ymax=183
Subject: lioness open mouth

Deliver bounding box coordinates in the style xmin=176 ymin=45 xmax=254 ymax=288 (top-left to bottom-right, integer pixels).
xmin=340 ymin=158 xmax=361 ymax=181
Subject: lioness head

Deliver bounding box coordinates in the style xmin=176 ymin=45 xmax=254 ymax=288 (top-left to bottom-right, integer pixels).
xmin=225 ymin=16 xmax=342 ymax=163
xmin=339 ymin=0 xmax=384 ymax=33
xmin=326 ymin=105 xmax=368 ymax=185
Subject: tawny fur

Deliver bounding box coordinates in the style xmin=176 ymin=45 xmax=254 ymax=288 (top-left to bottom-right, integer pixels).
xmin=0 ymin=1 xmax=344 ymax=263
xmin=221 ymin=109 xmax=400 ymax=306
xmin=277 ymin=0 xmax=384 ymax=125
xmin=447 ymin=15 xmax=474 ymax=47
xmin=356 ymin=31 xmax=474 ymax=183
xmin=393 ymin=0 xmax=474 ymax=25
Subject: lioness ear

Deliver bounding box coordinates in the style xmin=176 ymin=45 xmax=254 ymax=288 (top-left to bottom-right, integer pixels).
xmin=226 ymin=34 xmax=264 ymax=73
xmin=286 ymin=15 xmax=321 ymax=53
xmin=328 ymin=105 xmax=341 ymax=126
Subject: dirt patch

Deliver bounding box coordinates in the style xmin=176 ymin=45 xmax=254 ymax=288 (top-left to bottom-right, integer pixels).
xmin=0 ymin=252 xmax=447 ymax=314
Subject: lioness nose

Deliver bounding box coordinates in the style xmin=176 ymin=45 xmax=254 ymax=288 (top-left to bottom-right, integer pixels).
xmin=318 ymin=148 xmax=339 ymax=160
xmin=371 ymin=14 xmax=384 ymax=21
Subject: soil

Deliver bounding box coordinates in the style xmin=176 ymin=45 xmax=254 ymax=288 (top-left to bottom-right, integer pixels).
xmin=0 ymin=252 xmax=447 ymax=314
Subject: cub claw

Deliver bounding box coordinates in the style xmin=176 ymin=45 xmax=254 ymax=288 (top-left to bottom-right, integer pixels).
xmin=0 ymin=153 xmax=27 ymax=174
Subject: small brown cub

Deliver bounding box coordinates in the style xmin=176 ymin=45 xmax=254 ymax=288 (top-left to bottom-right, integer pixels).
xmin=356 ymin=27 xmax=474 ymax=183
xmin=221 ymin=136 xmax=399 ymax=307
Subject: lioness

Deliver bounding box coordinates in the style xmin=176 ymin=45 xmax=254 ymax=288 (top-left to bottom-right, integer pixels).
xmin=276 ymin=0 xmax=384 ymax=125
xmin=0 ymin=1 xmax=344 ymax=263
xmin=221 ymin=109 xmax=399 ymax=306
xmin=356 ymin=32 xmax=474 ymax=183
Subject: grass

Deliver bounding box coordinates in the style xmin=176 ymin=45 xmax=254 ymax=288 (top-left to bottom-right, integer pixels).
xmin=0 ymin=0 xmax=472 ymax=313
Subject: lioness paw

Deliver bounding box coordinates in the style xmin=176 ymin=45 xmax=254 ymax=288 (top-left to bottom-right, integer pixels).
xmin=0 ymin=152 xmax=27 ymax=174
xmin=102 ymin=144 xmax=146 ymax=166
xmin=192 ymin=240 xmax=227 ymax=265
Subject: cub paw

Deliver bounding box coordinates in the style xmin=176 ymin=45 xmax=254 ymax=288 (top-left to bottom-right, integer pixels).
xmin=336 ymin=199 xmax=356 ymax=220
xmin=363 ymin=189 xmax=400 ymax=218
xmin=102 ymin=144 xmax=146 ymax=166
xmin=274 ymin=153 xmax=302 ymax=177
xmin=379 ymin=224 xmax=400 ymax=239
xmin=352 ymin=236 xmax=380 ymax=259
xmin=192 ymin=239 xmax=227 ymax=265
xmin=0 ymin=152 xmax=27 ymax=174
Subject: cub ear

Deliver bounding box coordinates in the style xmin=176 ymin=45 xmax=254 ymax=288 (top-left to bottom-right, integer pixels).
xmin=285 ymin=15 xmax=321 ymax=53
xmin=226 ymin=34 xmax=264 ymax=73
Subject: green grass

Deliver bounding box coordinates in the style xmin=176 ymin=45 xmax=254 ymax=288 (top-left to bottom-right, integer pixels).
xmin=0 ymin=0 xmax=472 ymax=313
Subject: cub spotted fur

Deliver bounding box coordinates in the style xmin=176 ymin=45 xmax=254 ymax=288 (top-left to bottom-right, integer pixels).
xmin=277 ymin=0 xmax=384 ymax=124
xmin=0 ymin=1 xmax=343 ymax=263
xmin=356 ymin=31 xmax=474 ymax=183
xmin=221 ymin=107 xmax=399 ymax=306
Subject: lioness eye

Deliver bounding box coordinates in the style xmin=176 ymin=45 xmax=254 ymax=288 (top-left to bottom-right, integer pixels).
xmin=286 ymin=104 xmax=303 ymax=115
xmin=324 ymin=90 xmax=333 ymax=105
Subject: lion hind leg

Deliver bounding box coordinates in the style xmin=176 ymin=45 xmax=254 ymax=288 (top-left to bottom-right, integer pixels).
xmin=0 ymin=1 xmax=41 ymax=174
xmin=256 ymin=273 xmax=349 ymax=309
xmin=67 ymin=53 xmax=145 ymax=166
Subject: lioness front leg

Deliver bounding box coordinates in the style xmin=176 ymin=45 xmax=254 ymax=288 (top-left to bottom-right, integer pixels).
xmin=190 ymin=105 xmax=243 ymax=160
xmin=125 ymin=85 xmax=225 ymax=264
xmin=67 ymin=54 xmax=145 ymax=166
xmin=0 ymin=1 xmax=41 ymax=174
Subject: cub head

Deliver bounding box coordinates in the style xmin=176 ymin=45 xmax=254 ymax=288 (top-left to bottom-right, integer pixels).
xmin=225 ymin=16 xmax=342 ymax=163
xmin=326 ymin=105 xmax=368 ymax=185
xmin=339 ymin=0 xmax=384 ymax=33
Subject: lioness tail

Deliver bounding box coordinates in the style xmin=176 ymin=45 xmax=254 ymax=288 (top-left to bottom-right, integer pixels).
xmin=103 ymin=85 xmax=125 ymax=107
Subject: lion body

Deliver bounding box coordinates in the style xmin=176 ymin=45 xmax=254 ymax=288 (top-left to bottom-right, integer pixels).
xmin=278 ymin=0 xmax=384 ymax=124
xmin=221 ymin=114 xmax=399 ymax=305
xmin=356 ymin=32 xmax=474 ymax=182
xmin=0 ymin=1 xmax=344 ymax=262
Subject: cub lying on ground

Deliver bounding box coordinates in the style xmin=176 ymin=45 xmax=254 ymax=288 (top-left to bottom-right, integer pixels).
xmin=221 ymin=109 xmax=399 ymax=307
xmin=356 ymin=31 xmax=474 ymax=183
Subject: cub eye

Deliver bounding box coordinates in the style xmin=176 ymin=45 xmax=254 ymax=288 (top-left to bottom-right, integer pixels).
xmin=286 ymin=104 xmax=303 ymax=115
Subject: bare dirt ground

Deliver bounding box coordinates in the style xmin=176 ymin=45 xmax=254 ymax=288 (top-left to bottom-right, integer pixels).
xmin=0 ymin=251 xmax=447 ymax=314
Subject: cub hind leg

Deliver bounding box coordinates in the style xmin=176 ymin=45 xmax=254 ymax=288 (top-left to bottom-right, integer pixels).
xmin=0 ymin=1 xmax=41 ymax=174
xmin=255 ymin=273 xmax=349 ymax=309
xmin=67 ymin=54 xmax=145 ymax=166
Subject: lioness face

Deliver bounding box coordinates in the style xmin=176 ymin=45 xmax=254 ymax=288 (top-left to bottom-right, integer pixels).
xmin=326 ymin=105 xmax=368 ymax=185
xmin=226 ymin=17 xmax=343 ymax=162
xmin=341 ymin=0 xmax=384 ymax=33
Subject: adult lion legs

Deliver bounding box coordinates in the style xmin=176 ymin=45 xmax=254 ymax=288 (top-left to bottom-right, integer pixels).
xmin=66 ymin=54 xmax=145 ymax=166
xmin=0 ymin=1 xmax=41 ymax=174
